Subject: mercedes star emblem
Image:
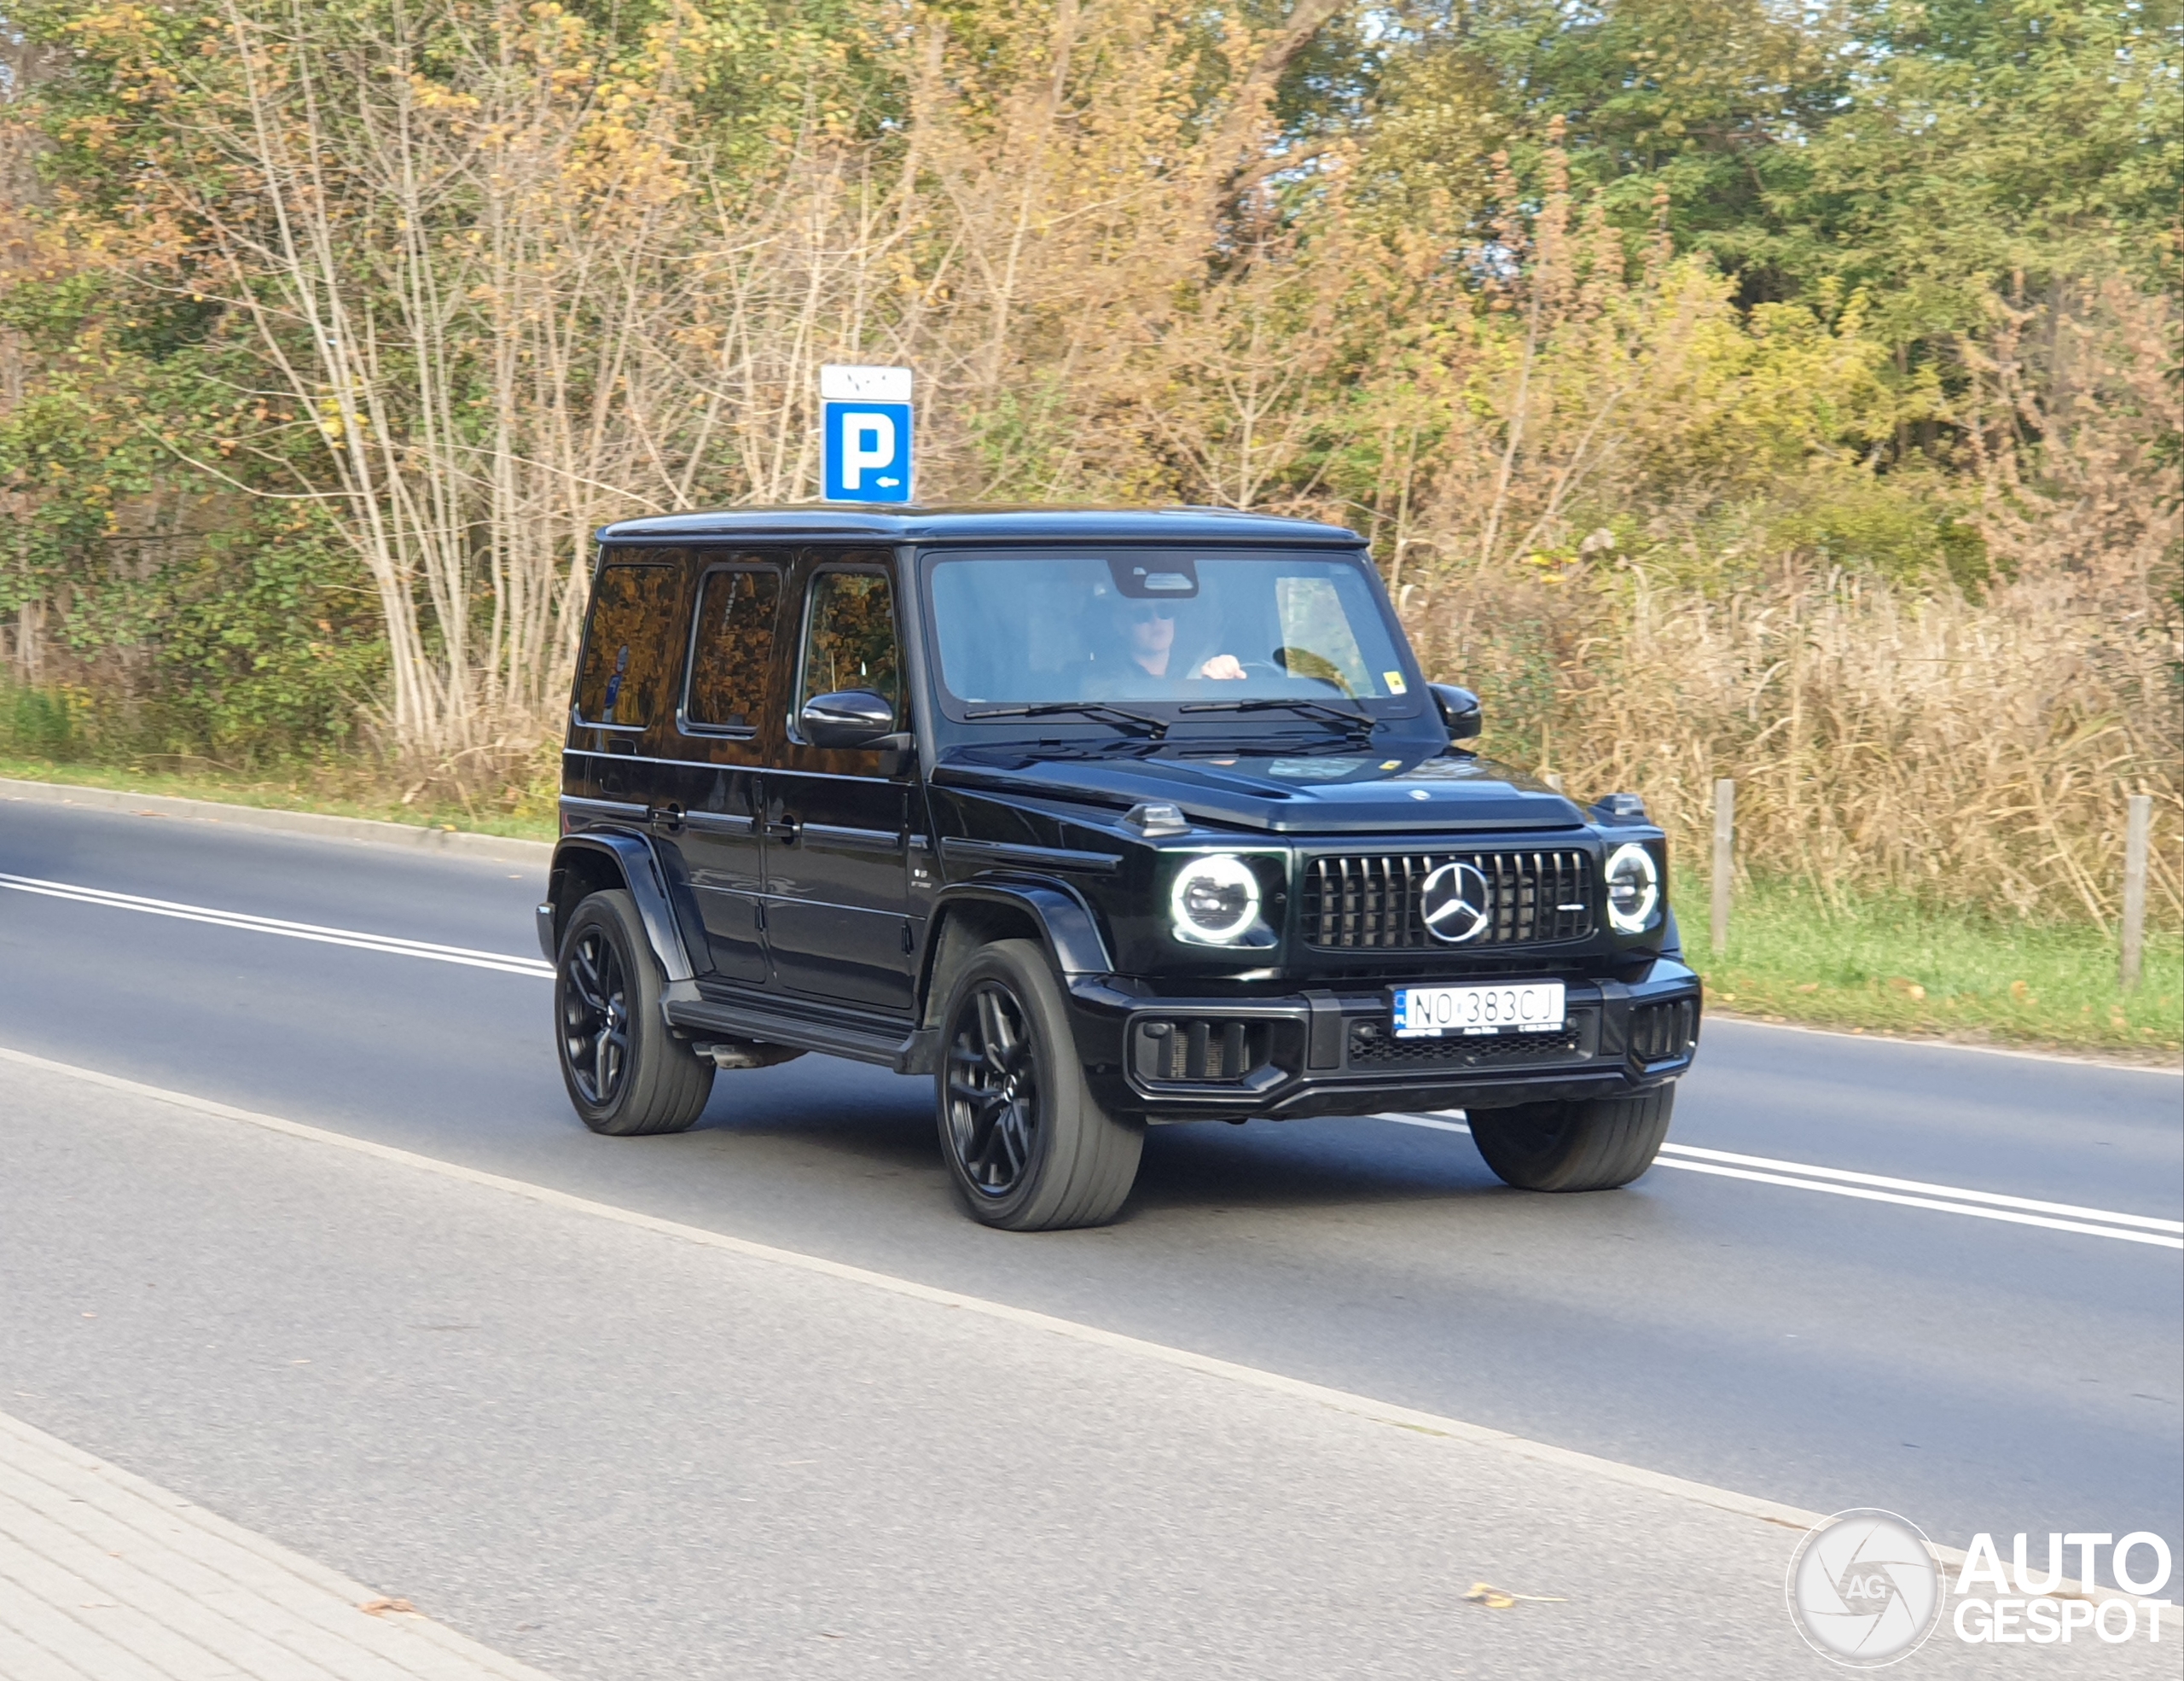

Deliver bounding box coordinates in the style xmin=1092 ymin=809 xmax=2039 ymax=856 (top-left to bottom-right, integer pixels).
xmin=1420 ymin=860 xmax=1492 ymax=944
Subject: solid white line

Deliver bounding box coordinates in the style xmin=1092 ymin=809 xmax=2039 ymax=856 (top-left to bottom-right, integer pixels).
xmin=0 ymin=874 xmax=553 ymax=978
xmin=1385 ymin=1111 xmax=1472 ymax=1134
xmin=1375 ymin=1114 xmax=2182 ymax=1248
xmin=1657 ymin=1159 xmax=2182 ymax=1248
xmin=11 ymin=870 xmax=2173 ymax=1245
xmin=1658 ymin=1142 xmax=2183 ymax=1233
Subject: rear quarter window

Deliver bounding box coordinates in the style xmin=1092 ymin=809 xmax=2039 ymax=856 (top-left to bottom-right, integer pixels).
xmin=576 ymin=560 xmax=682 ymax=728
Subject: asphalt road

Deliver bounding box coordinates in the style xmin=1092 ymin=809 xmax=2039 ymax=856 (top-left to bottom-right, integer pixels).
xmin=2 ymin=794 xmax=2178 ymax=1672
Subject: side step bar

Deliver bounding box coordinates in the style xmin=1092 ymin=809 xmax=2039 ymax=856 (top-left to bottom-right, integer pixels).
xmin=663 ymin=996 xmax=940 ymax=1077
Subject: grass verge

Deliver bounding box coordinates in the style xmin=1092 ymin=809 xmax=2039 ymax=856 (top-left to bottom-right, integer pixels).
xmin=2 ymin=753 xmax=2175 ymax=1062
xmin=0 ymin=753 xmax=556 ymax=844
xmin=1692 ymin=876 xmax=2181 ymax=1062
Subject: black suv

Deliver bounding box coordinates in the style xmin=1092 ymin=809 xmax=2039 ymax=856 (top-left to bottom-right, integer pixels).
xmin=539 ymin=507 xmax=1700 ymax=1229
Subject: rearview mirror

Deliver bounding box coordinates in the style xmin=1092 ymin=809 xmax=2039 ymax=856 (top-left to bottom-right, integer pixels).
xmin=800 ymin=689 xmax=897 ymax=749
xmin=1430 ymin=683 xmax=1481 ymax=742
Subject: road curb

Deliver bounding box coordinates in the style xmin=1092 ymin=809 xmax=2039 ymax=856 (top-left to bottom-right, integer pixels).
xmin=0 ymin=1405 xmax=563 ymax=1679
xmin=0 ymin=777 xmax=552 ymax=867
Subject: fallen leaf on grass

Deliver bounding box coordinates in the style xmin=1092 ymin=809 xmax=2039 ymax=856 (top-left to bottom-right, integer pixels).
xmin=358 ymin=1598 xmax=417 ymax=1617
xmin=1793 ymin=982 xmax=1820 ymax=993
xmin=1885 ymin=977 xmax=1926 ymax=1001
xmin=2009 ymin=980 xmax=2033 ymax=1002
xmin=1463 ymin=1583 xmax=1567 ymax=1608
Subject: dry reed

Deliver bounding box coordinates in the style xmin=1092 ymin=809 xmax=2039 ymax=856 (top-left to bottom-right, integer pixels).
xmin=1405 ymin=565 xmax=2182 ymax=930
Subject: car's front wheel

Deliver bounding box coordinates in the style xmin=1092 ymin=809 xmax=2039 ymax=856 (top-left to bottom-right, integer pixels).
xmin=936 ymin=939 xmax=1143 ymax=1230
xmin=1468 ymin=1087 xmax=1674 ymax=1191
xmin=555 ymin=888 xmax=715 ymax=1136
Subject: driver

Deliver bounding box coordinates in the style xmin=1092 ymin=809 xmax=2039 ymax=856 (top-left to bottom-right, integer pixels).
xmin=1103 ymin=596 xmax=1246 ymax=687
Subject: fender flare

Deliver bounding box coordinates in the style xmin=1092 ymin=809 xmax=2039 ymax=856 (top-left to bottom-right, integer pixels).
xmin=923 ymin=878 xmax=1113 ymax=1001
xmin=549 ymin=829 xmax=698 ymax=983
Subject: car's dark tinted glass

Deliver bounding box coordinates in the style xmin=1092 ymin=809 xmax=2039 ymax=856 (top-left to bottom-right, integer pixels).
xmin=799 ymin=569 xmax=900 ymax=712
xmin=685 ymin=563 xmax=781 ymax=730
xmin=575 ymin=560 xmax=682 ymax=728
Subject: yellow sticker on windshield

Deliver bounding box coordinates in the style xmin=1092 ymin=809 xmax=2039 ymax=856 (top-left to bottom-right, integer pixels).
xmin=1383 ymin=672 xmax=1407 ymax=694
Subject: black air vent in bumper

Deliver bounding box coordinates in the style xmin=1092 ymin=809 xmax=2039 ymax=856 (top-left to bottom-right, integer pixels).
xmin=1629 ymin=997 xmax=1700 ymax=1064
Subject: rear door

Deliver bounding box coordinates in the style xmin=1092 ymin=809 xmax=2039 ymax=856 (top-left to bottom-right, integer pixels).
xmin=762 ymin=551 xmax=917 ymax=1018
xmin=664 ymin=551 xmax=790 ymax=983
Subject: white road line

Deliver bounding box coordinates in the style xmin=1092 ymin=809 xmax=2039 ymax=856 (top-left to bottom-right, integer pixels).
xmin=0 ymin=874 xmax=553 ymax=979
xmin=10 ymin=874 xmax=2175 ymax=1250
xmin=1380 ymin=1113 xmax=2183 ymax=1249
xmin=1658 ymin=1140 xmax=2184 ymax=1233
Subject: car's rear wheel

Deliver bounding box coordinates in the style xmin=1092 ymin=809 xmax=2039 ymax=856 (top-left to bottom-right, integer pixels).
xmin=1468 ymin=1087 xmax=1674 ymax=1191
xmin=555 ymin=888 xmax=714 ymax=1137
xmin=937 ymin=939 xmax=1143 ymax=1230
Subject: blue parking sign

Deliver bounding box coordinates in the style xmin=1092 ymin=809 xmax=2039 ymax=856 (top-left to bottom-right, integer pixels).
xmin=822 ymin=400 xmax=913 ymax=502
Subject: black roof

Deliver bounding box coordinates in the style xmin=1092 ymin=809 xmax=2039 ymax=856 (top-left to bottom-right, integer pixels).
xmin=595 ymin=504 xmax=1362 ymax=545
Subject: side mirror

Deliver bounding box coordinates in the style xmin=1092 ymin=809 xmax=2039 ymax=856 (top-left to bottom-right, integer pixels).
xmin=800 ymin=689 xmax=897 ymax=749
xmin=1430 ymin=683 xmax=1482 ymax=742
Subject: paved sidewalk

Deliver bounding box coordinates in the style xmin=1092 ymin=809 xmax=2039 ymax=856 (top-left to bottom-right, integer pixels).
xmin=0 ymin=1410 xmax=556 ymax=1681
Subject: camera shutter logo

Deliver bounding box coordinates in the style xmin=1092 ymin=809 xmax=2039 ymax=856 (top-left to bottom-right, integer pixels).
xmin=1420 ymin=860 xmax=1492 ymax=944
xmin=1786 ymin=1509 xmax=1943 ymax=1666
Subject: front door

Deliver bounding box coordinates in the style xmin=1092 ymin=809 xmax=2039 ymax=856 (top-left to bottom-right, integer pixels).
xmin=763 ymin=553 xmax=917 ymax=1018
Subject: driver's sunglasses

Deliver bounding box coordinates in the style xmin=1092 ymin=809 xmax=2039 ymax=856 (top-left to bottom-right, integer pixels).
xmin=1126 ymin=602 xmax=1176 ymax=624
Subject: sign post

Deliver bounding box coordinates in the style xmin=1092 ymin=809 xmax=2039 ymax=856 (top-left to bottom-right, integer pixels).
xmin=821 ymin=364 xmax=914 ymax=503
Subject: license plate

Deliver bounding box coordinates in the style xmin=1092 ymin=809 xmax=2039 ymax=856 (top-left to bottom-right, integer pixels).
xmin=1392 ymin=981 xmax=1565 ymax=1038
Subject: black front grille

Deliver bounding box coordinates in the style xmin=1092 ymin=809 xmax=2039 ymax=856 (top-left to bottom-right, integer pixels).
xmin=1301 ymin=851 xmax=1594 ymax=950
xmin=1629 ymin=997 xmax=1699 ymax=1062
xmin=1348 ymin=1021 xmax=1585 ymax=1068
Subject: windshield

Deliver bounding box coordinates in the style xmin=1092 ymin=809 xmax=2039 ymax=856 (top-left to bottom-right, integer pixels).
xmin=926 ymin=551 xmax=1415 ymax=711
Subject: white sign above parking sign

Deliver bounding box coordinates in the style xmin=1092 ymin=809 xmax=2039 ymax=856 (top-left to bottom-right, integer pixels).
xmin=821 ymin=364 xmax=914 ymax=503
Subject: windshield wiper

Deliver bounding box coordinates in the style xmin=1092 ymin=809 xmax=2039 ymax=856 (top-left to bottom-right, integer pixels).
xmin=963 ymin=701 xmax=1169 ymax=740
xmin=1176 ymin=698 xmax=1376 ymax=738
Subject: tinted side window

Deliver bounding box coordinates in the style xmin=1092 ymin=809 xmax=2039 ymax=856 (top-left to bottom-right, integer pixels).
xmin=799 ymin=571 xmax=900 ymax=712
xmin=685 ymin=565 xmax=782 ymax=730
xmin=575 ymin=561 xmax=681 ymax=728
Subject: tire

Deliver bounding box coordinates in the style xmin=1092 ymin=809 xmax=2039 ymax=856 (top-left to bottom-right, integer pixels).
xmin=936 ymin=939 xmax=1143 ymax=1230
xmin=1468 ymin=1086 xmax=1675 ymax=1192
xmin=555 ymin=888 xmax=715 ymax=1137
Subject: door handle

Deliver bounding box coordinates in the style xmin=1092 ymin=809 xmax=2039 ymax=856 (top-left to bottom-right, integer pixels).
xmin=647 ymin=802 xmax=684 ymax=833
xmin=764 ymin=814 xmax=799 ymax=841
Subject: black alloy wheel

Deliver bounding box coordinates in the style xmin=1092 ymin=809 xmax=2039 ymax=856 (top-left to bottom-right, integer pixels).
xmin=944 ymin=980 xmax=1042 ymax=1198
xmin=553 ymin=887 xmax=714 ymax=1136
xmin=932 ymin=939 xmax=1144 ymax=1230
xmin=561 ymin=922 xmax=630 ymax=1107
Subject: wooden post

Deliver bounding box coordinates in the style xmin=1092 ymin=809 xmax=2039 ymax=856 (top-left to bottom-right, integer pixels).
xmin=1711 ymin=777 xmax=1735 ymax=956
xmin=2120 ymin=793 xmax=2151 ymax=991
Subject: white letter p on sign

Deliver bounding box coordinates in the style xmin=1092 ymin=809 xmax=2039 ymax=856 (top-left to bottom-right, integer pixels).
xmin=842 ymin=413 xmax=896 ymax=490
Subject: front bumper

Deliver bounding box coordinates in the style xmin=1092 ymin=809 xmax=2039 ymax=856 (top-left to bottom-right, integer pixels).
xmin=1067 ymin=962 xmax=1702 ymax=1121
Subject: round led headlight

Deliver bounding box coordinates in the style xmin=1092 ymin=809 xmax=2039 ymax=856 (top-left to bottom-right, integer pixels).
xmin=1170 ymin=854 xmax=1262 ymax=945
xmin=1604 ymin=842 xmax=1660 ymax=934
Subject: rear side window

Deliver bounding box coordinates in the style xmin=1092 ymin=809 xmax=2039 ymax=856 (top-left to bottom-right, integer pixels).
xmin=575 ymin=560 xmax=682 ymax=729
xmin=799 ymin=570 xmax=900 ymax=712
xmin=685 ymin=564 xmax=782 ymax=730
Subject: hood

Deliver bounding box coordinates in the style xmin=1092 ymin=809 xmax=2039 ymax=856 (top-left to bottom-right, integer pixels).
xmin=931 ymin=744 xmax=1589 ymax=835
